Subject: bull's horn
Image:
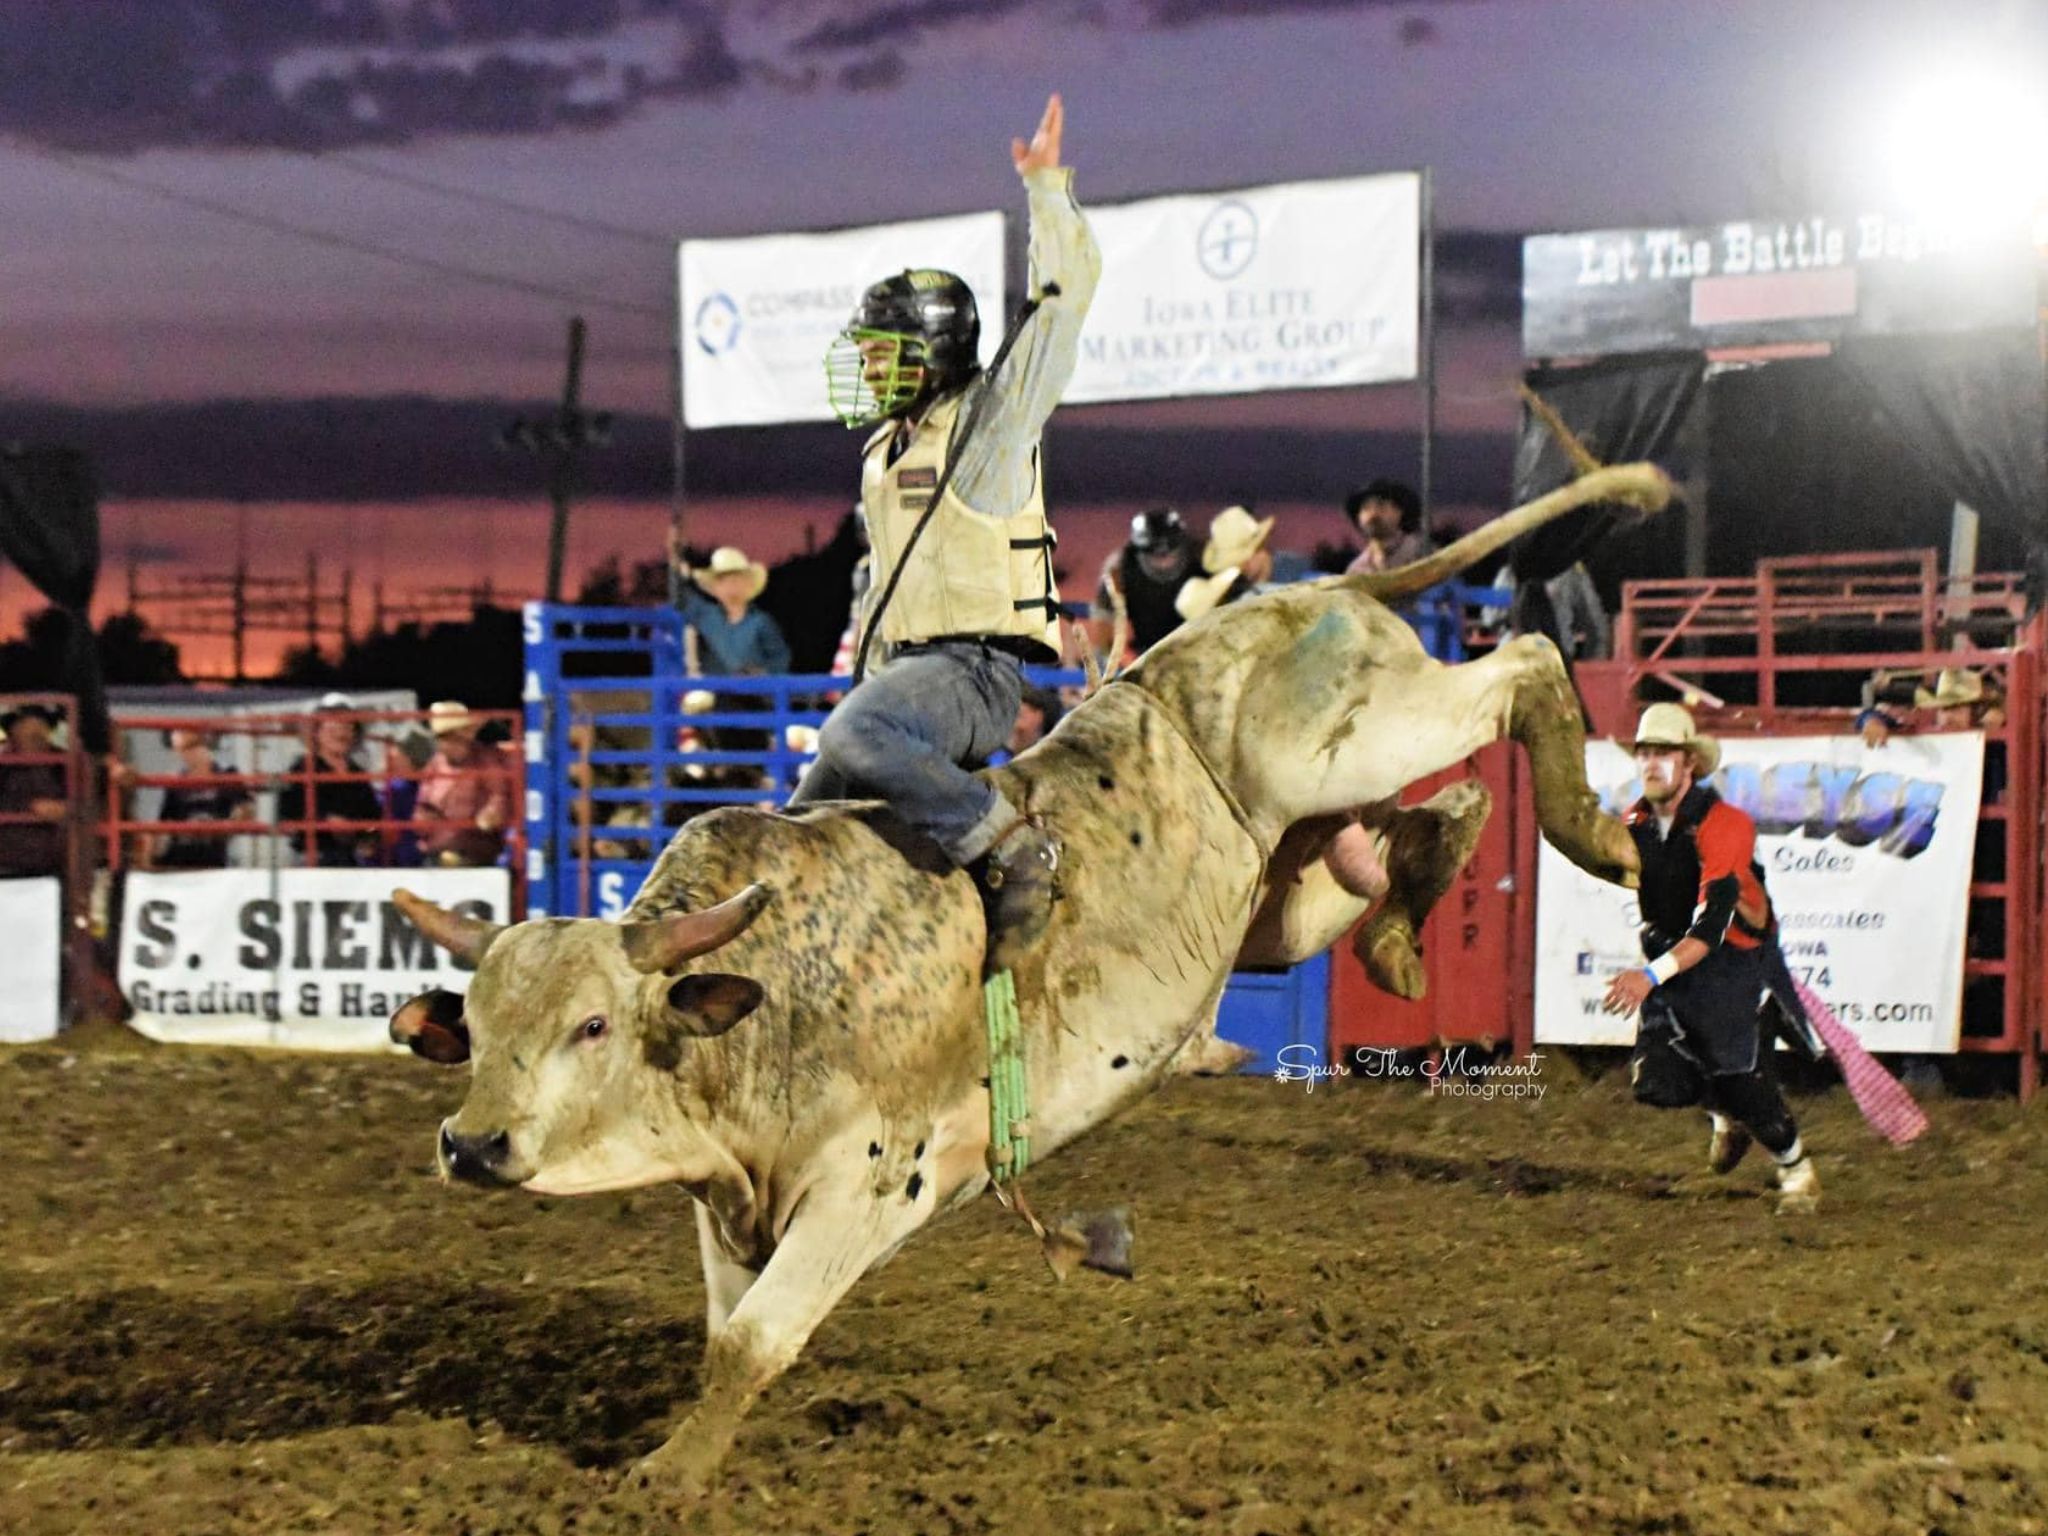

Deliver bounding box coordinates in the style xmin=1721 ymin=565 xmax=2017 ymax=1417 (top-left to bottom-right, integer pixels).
xmin=621 ymin=883 xmax=775 ymax=975
xmin=392 ymin=889 xmax=504 ymax=966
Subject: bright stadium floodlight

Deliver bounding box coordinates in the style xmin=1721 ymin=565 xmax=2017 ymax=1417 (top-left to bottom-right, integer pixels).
xmin=1885 ymin=61 xmax=2048 ymax=233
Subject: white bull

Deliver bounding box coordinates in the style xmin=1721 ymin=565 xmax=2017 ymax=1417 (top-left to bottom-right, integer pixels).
xmin=389 ymin=464 xmax=1667 ymax=1502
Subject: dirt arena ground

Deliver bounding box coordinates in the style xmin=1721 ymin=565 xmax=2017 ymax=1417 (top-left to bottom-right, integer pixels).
xmin=4 ymin=1027 xmax=2048 ymax=1536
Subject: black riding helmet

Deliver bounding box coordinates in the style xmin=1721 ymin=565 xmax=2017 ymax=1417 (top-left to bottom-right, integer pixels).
xmin=1130 ymin=507 xmax=1187 ymax=552
xmin=825 ymin=269 xmax=981 ymax=427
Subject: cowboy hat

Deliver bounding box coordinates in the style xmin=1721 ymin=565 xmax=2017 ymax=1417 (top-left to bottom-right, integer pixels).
xmin=427 ymin=700 xmax=478 ymax=736
xmin=1915 ymin=667 xmax=1996 ymax=710
xmin=1202 ymin=505 xmax=1275 ymax=575
xmin=0 ymin=701 xmax=61 ymax=732
xmin=1175 ymin=568 xmax=1242 ymax=623
xmin=1631 ymin=701 xmax=1721 ymax=777
xmin=692 ymin=546 xmax=768 ymax=602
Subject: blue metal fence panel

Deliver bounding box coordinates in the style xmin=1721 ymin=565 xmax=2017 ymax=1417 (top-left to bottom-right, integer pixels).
xmin=522 ymin=600 xmax=1087 ymax=919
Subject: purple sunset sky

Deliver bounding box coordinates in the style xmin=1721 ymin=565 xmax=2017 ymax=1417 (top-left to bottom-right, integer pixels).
xmin=7 ymin=0 xmax=2033 ymax=414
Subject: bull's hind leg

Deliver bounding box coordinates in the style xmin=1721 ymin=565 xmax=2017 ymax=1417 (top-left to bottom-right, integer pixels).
xmin=1278 ymin=634 xmax=1633 ymax=888
xmin=1352 ymin=780 xmax=1493 ymax=1000
xmin=1499 ymin=635 xmax=1637 ymax=888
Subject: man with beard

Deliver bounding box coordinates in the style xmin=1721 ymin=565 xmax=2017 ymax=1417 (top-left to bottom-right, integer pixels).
xmin=1602 ymin=703 xmax=1821 ymax=1213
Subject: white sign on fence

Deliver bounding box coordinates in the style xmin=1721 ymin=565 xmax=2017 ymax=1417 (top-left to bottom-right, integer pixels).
xmin=0 ymin=877 xmax=61 ymax=1043
xmin=1535 ymin=734 xmax=1985 ymax=1055
xmin=1064 ymin=172 xmax=1420 ymax=404
xmin=679 ymin=211 xmax=1007 ymax=429
xmin=119 ymin=868 xmax=512 ymax=1051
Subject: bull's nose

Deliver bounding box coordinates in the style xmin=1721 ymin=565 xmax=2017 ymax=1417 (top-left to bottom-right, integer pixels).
xmin=439 ymin=1123 xmax=515 ymax=1186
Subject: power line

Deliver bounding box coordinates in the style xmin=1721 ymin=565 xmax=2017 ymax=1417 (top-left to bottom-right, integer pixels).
xmin=8 ymin=140 xmax=667 ymax=319
xmin=314 ymin=150 xmax=677 ymax=248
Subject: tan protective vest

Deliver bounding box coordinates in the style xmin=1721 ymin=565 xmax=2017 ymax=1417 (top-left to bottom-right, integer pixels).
xmin=858 ymin=393 xmax=1064 ymax=661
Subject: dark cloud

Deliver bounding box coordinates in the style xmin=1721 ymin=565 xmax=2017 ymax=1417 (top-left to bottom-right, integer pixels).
xmin=791 ymin=0 xmax=1037 ymax=55
xmin=0 ymin=0 xmax=746 ymax=153
xmin=0 ymin=0 xmax=1473 ymax=149
xmin=1143 ymin=0 xmax=1465 ymax=25
xmin=837 ymin=50 xmax=909 ymax=92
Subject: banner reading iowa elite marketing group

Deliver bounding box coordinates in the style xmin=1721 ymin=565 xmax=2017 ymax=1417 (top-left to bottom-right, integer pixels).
xmin=1535 ymin=733 xmax=1984 ymax=1055
xmin=120 ymin=868 xmax=511 ymax=1051
xmin=679 ymin=211 xmax=1006 ymax=429
xmin=1065 ymin=172 xmax=1420 ymax=404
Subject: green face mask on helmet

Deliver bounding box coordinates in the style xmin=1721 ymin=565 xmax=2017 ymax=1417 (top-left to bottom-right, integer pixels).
xmin=824 ymin=327 xmax=929 ymax=428
xmin=824 ymin=268 xmax=980 ymax=429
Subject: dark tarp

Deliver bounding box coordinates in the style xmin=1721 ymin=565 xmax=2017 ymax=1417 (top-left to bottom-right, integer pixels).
xmin=1509 ymin=351 xmax=1707 ymax=581
xmin=1838 ymin=330 xmax=2048 ymax=604
xmin=1503 ymin=352 xmax=1706 ymax=657
xmin=0 ymin=446 xmax=109 ymax=751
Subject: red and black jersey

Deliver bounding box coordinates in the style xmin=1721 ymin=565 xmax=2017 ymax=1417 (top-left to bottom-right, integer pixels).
xmin=1624 ymin=784 xmax=1771 ymax=956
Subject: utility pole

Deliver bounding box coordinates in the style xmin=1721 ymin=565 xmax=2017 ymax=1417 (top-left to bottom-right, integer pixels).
xmin=503 ymin=316 xmax=613 ymax=604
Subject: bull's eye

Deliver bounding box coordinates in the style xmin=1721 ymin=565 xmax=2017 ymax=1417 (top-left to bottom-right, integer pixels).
xmin=579 ymin=1015 xmax=609 ymax=1042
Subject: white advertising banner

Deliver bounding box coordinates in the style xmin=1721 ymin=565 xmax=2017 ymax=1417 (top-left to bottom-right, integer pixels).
xmin=1536 ymin=734 xmax=1984 ymax=1054
xmin=679 ymin=211 xmax=1007 ymax=429
xmin=0 ymin=877 xmax=62 ymax=1043
xmin=1065 ymin=173 xmax=1420 ymax=404
xmin=119 ymin=868 xmax=512 ymax=1051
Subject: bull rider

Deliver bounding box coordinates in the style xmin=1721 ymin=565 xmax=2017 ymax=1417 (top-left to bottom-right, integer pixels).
xmin=787 ymin=92 xmax=1100 ymax=977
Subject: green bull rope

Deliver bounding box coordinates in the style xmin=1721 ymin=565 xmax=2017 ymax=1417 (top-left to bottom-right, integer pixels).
xmin=984 ymin=970 xmax=1030 ymax=1182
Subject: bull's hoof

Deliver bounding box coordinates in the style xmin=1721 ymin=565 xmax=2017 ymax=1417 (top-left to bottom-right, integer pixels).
xmin=1075 ymin=1208 xmax=1135 ymax=1278
xmin=628 ymin=1434 xmax=718 ymax=1504
xmin=1552 ymin=807 xmax=1639 ymax=889
xmin=1355 ymin=915 xmax=1426 ymax=1000
xmin=1171 ymin=1029 xmax=1256 ymax=1077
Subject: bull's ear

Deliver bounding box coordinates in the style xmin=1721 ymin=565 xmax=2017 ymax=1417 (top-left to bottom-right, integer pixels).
xmin=665 ymin=973 xmax=765 ymax=1038
xmin=390 ymin=989 xmax=472 ymax=1064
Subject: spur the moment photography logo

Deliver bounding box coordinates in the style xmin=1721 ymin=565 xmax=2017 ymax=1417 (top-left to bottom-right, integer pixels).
xmin=1272 ymin=1044 xmax=1546 ymax=1100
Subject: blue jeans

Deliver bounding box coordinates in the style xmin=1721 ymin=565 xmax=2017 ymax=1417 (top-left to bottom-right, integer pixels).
xmin=787 ymin=641 xmax=1024 ymax=865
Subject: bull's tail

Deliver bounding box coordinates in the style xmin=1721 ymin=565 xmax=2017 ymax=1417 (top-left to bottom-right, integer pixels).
xmin=1348 ymin=462 xmax=1674 ymax=606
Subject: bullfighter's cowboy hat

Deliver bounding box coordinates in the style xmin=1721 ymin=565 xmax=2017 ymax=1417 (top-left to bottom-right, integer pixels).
xmin=1631 ymin=701 xmax=1721 ymax=778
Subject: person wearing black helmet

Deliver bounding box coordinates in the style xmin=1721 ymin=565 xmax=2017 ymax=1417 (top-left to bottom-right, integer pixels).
xmin=1088 ymin=507 xmax=1197 ymax=658
xmin=791 ymin=93 xmax=1100 ymax=977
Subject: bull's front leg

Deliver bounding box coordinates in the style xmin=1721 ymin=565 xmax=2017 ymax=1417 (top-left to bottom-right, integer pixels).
xmin=694 ymin=1200 xmax=759 ymax=1338
xmin=631 ymin=1183 xmax=929 ymax=1504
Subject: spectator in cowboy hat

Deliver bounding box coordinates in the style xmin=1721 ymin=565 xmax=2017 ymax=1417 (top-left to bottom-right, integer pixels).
xmin=1175 ymin=504 xmax=1278 ymax=623
xmin=1915 ymin=666 xmax=2004 ymax=726
xmin=666 ymin=536 xmax=792 ymax=678
xmin=413 ymin=700 xmax=514 ymax=867
xmin=0 ymin=703 xmax=68 ymax=877
xmin=1343 ymin=478 xmax=1428 ymax=575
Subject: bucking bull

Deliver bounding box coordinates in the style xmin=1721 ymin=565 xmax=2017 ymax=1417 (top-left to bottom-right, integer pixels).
xmin=388 ymin=464 xmax=1668 ymax=1500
